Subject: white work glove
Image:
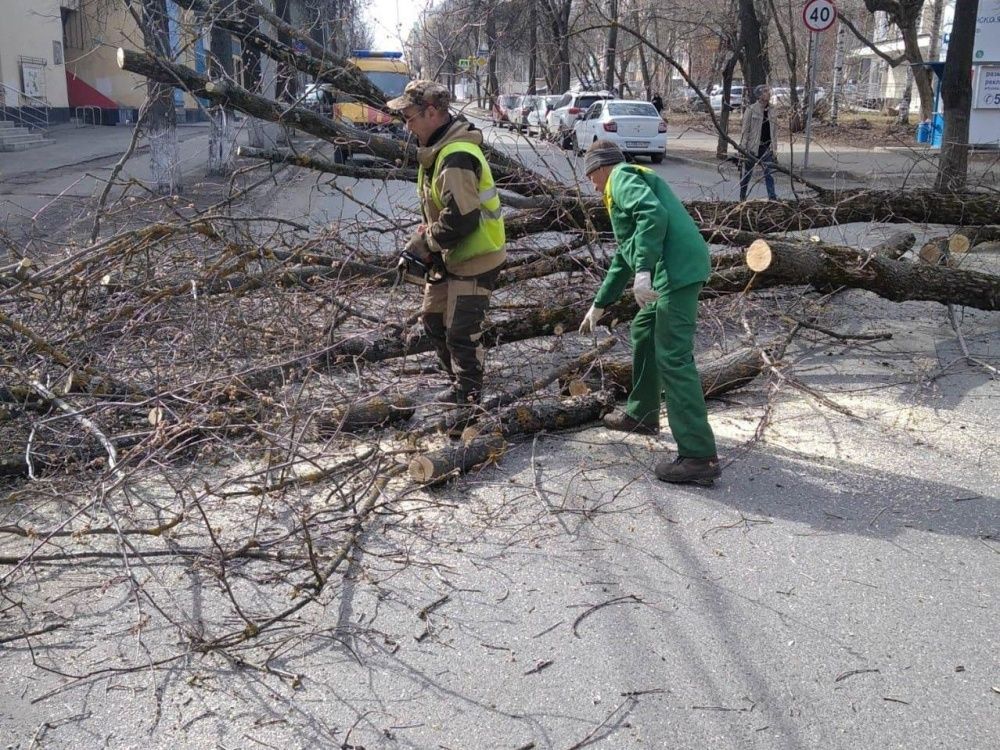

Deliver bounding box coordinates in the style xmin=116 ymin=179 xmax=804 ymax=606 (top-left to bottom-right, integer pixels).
xmin=632 ymin=271 xmax=660 ymax=307
xmin=578 ymin=304 xmax=605 ymax=334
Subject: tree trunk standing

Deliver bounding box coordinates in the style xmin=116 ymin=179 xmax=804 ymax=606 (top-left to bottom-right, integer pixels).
xmin=527 ymin=0 xmax=537 ymax=94
xmin=208 ymin=25 xmax=236 ymax=176
xmin=540 ymin=0 xmax=572 ymax=92
xmin=897 ymin=67 xmax=913 ymax=124
xmin=603 ymin=0 xmax=619 ymax=92
xmin=238 ymin=0 xmax=262 ymax=92
xmin=831 ymin=21 xmax=846 ymax=125
xmin=638 ymin=35 xmax=652 ymax=101
xmin=934 ymin=0 xmax=977 ymax=191
xmin=927 ymin=0 xmax=945 ymax=61
xmin=273 ymin=0 xmax=297 ymax=101
xmin=899 ymin=23 xmax=934 ymax=120
xmin=764 ymin=0 xmax=801 ymax=126
xmin=139 ymin=0 xmax=181 ymax=195
xmin=738 ymin=0 xmax=769 ymax=93
xmin=486 ymin=11 xmax=499 ymax=112
xmin=863 ymin=1 xmax=933 ymax=121
xmin=716 ymin=45 xmax=740 ymax=159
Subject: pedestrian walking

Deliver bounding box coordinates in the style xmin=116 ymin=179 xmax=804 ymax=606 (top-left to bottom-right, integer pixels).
xmin=577 ymin=140 xmax=721 ymax=486
xmin=650 ymin=92 xmax=663 ymax=112
xmin=738 ymin=85 xmax=778 ymax=201
xmin=388 ymin=80 xmax=507 ymax=408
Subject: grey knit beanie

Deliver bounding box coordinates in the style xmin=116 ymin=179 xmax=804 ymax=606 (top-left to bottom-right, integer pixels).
xmin=584 ymin=139 xmax=625 ymax=176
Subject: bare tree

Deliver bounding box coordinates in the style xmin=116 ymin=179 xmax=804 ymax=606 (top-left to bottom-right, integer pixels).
xmin=934 ymin=0 xmax=976 ymax=190
xmin=137 ymin=0 xmax=182 ymax=194
xmin=861 ymin=0 xmax=934 ymax=120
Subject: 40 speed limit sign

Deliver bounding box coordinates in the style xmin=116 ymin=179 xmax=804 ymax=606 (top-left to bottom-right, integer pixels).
xmin=803 ymin=0 xmax=837 ymax=32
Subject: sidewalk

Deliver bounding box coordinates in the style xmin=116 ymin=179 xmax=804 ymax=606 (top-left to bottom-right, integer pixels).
xmin=661 ymin=123 xmax=998 ymax=186
xmin=0 ymin=121 xmax=213 ymax=183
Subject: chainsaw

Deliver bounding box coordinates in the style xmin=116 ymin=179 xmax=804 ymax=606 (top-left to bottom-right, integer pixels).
xmin=396 ymin=249 xmax=447 ymax=285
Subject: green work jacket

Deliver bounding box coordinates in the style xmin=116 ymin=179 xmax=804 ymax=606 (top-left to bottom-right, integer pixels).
xmin=593 ymin=163 xmax=711 ymax=308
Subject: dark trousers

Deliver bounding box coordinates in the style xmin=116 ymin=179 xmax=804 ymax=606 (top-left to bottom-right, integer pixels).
xmin=740 ymin=147 xmax=777 ymax=200
xmin=421 ymin=267 xmax=500 ymax=399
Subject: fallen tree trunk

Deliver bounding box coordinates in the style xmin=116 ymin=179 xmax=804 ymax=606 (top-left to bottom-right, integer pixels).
xmin=408 ymin=434 xmax=506 ymax=483
xmin=499 ymin=391 xmax=617 ymax=436
xmin=745 ymin=238 xmax=1000 ymax=310
xmin=319 ymin=393 xmax=417 ymax=434
xmin=170 ymin=0 xmax=388 ymax=107
xmin=686 ymin=191 xmax=1000 ymax=234
xmin=237 ymin=146 xmax=418 ymax=182
xmin=118 ymin=49 xmax=557 ymax=197
xmin=589 ymin=344 xmax=773 ymax=400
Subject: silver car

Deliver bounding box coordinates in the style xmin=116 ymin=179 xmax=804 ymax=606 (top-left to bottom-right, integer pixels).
xmin=546 ymin=91 xmax=613 ymax=149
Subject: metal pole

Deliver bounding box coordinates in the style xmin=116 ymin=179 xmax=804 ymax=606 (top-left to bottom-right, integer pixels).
xmin=803 ymin=30 xmax=818 ymax=170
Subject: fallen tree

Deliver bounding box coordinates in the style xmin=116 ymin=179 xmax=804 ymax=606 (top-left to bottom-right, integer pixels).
xmin=745 ymin=238 xmax=1000 ymax=310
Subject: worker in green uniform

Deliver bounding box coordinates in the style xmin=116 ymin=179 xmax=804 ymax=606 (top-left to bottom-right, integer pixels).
xmin=577 ymin=140 xmax=720 ymax=485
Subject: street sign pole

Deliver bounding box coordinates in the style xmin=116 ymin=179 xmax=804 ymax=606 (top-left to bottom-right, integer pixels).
xmin=800 ymin=0 xmax=837 ymax=170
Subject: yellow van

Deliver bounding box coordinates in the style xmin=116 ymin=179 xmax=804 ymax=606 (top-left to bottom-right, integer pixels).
xmin=333 ymin=50 xmax=410 ymax=132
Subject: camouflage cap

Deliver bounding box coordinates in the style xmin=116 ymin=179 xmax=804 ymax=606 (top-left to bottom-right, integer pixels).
xmin=386 ymin=80 xmax=451 ymax=111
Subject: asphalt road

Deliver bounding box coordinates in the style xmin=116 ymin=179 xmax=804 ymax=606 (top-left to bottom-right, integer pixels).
xmin=2 ymin=116 xmax=998 ymax=749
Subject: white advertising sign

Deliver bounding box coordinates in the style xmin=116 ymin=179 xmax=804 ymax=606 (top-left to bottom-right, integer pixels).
xmin=975 ymin=0 xmax=1000 ymax=62
xmin=975 ymin=66 xmax=1000 ymax=108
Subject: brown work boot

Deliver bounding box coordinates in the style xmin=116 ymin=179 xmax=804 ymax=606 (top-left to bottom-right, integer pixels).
xmin=654 ymin=455 xmax=721 ymax=486
xmin=602 ymin=410 xmax=659 ymax=435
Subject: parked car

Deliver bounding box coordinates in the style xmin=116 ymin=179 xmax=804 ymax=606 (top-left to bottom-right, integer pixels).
xmin=528 ymin=95 xmax=562 ymax=136
xmin=493 ymin=94 xmax=520 ymax=127
xmin=571 ymin=99 xmax=666 ymax=163
xmin=511 ymin=95 xmax=539 ymax=132
xmin=303 ymin=82 xmax=336 ymax=112
xmin=546 ymin=90 xmax=613 ymax=148
xmin=709 ymin=84 xmax=744 ymax=112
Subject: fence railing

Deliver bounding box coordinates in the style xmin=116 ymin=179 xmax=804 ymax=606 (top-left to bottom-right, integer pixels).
xmin=0 ymin=82 xmax=50 ymax=134
xmin=74 ymin=105 xmax=103 ymax=127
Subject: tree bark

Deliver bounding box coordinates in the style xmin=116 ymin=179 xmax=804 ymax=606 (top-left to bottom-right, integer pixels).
xmin=604 ymin=0 xmax=619 ymax=92
xmin=170 ymin=0 xmax=386 ymax=106
xmin=744 ymin=238 xmax=1000 ymax=310
xmin=738 ymin=0 xmax=769 ymax=93
xmin=320 ymin=394 xmax=417 ymax=434
xmin=208 ymin=24 xmax=236 ymax=176
xmin=139 ymin=0 xmax=181 ymax=195
xmin=934 ymin=0 xmax=977 ymax=191
xmin=408 ymin=434 xmax=506 ymax=483
xmin=117 ymin=48 xmax=555 ymax=196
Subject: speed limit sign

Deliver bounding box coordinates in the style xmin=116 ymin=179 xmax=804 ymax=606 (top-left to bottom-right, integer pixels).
xmin=803 ymin=0 xmax=837 ymax=32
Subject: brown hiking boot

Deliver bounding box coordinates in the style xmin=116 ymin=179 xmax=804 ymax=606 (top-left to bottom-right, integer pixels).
xmin=655 ymin=455 xmax=721 ymax=486
xmin=602 ymin=411 xmax=659 ymax=435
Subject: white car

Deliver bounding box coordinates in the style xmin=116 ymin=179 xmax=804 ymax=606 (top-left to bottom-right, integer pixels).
xmin=709 ymin=84 xmax=744 ymax=112
xmin=528 ymin=95 xmax=562 ymax=137
xmin=546 ymin=91 xmax=613 ymax=148
xmin=571 ymin=99 xmax=666 ymax=163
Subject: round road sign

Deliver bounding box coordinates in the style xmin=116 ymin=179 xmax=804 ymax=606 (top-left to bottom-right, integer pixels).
xmin=802 ymin=0 xmax=837 ymax=32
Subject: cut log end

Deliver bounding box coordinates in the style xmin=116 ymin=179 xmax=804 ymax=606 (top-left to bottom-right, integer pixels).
xmin=116 ymin=48 xmax=126 ymax=70
xmin=746 ymin=239 xmax=773 ymax=272
xmin=408 ymin=455 xmax=438 ymax=483
xmin=407 ymin=434 xmax=506 ymax=484
xmin=948 ymin=234 xmax=971 ymax=255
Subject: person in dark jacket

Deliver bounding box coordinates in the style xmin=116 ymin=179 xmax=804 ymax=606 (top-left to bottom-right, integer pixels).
xmin=578 ymin=139 xmax=720 ymax=486
xmin=650 ymin=93 xmax=664 ymax=112
xmin=738 ymin=85 xmax=777 ymax=201
xmin=388 ymin=80 xmax=506 ymax=406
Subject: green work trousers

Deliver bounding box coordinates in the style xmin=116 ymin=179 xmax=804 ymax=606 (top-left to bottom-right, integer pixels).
xmin=625 ymin=281 xmax=717 ymax=458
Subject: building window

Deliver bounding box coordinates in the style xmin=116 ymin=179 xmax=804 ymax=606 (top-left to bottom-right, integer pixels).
xmin=53 ymin=41 xmax=64 ymax=66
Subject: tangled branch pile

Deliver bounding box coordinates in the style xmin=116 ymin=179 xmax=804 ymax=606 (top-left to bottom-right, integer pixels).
xmin=2 ymin=11 xmax=999 ymax=684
